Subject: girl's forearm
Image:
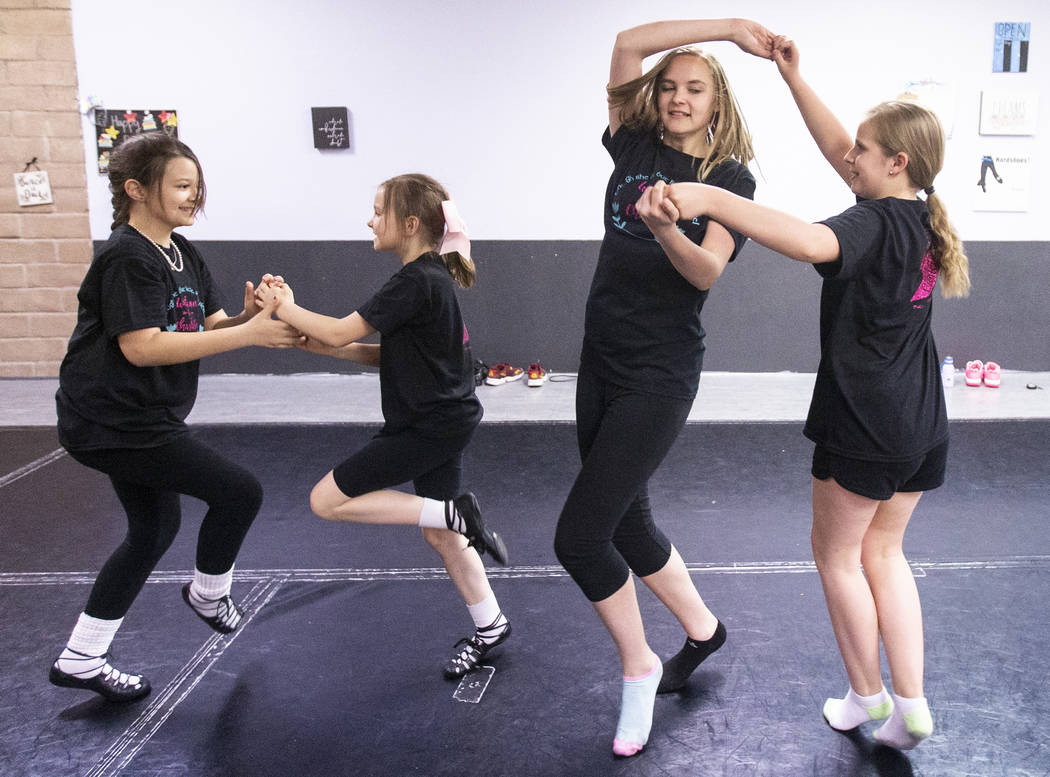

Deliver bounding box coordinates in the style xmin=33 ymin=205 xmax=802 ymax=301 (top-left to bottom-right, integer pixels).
xmin=615 ymin=18 xmax=738 ymax=59
xmin=119 ymin=326 xmax=251 ymax=367
xmin=277 ymin=303 xmax=351 ymax=347
xmin=669 ymin=185 xmax=840 ymax=264
xmin=652 ymin=225 xmax=728 ymax=290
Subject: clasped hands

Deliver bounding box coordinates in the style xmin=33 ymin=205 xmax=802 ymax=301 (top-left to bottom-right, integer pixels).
xmin=233 ymin=274 xmax=304 ymax=349
xmin=635 ymin=180 xmax=713 ymax=232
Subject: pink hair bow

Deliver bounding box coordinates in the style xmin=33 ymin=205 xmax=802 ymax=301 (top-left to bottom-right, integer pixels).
xmin=438 ymin=199 xmax=471 ymax=261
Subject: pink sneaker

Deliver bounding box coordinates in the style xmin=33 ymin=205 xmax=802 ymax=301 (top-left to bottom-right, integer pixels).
xmin=964 ymin=360 xmax=984 ymax=387
xmin=983 ymin=361 xmax=1001 ymax=388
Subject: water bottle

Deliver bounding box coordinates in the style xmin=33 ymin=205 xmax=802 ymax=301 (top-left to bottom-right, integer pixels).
xmin=941 ymin=356 xmax=954 ymax=388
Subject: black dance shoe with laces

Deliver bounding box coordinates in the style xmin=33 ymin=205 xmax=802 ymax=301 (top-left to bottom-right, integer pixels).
xmin=49 ymin=650 xmax=151 ymax=702
xmin=448 ymin=493 xmax=509 ymax=566
xmin=443 ymin=623 xmax=512 ymax=679
xmin=182 ymin=583 xmax=244 ymax=634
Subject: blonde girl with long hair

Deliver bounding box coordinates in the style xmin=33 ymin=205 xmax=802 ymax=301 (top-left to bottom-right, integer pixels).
xmin=552 ymin=18 xmax=775 ymax=757
xmin=261 ymin=173 xmax=512 ymax=680
xmin=649 ymin=35 xmax=970 ymax=751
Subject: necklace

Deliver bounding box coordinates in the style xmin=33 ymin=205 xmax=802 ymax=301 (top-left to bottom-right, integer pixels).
xmin=129 ymin=224 xmax=184 ymax=272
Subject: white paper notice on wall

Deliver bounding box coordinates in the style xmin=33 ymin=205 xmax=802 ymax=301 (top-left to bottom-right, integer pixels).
xmin=899 ymin=80 xmax=956 ymax=139
xmin=13 ymin=171 xmax=54 ymax=206
xmin=973 ymin=152 xmax=1031 ymax=212
xmin=979 ymin=90 xmax=1039 ymax=135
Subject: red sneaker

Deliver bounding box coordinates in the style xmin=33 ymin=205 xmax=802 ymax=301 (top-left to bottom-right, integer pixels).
xmin=527 ymin=362 xmax=548 ymax=387
xmin=485 ymin=362 xmax=523 ymax=385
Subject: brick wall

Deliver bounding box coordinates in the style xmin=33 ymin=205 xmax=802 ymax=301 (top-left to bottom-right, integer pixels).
xmin=0 ymin=0 xmax=89 ymax=377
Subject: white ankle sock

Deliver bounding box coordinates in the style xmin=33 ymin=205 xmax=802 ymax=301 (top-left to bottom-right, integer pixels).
xmin=822 ymin=687 xmax=894 ymax=730
xmin=418 ymin=497 xmax=461 ymax=532
xmin=874 ymin=693 xmax=933 ymax=750
xmin=467 ymin=596 xmax=507 ymax=645
xmin=56 ymin=613 xmax=122 ymax=677
xmin=188 ymin=567 xmax=234 ymax=616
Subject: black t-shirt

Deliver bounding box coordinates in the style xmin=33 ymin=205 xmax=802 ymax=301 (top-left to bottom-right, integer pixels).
xmin=582 ymin=127 xmax=755 ymax=398
xmin=807 ymin=197 xmax=947 ymax=460
xmin=56 ymin=225 xmax=223 ymax=451
xmin=357 ymin=253 xmax=482 ymax=439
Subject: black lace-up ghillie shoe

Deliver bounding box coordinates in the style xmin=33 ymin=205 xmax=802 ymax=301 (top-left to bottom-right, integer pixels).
xmin=442 ymin=623 xmax=512 ymax=679
xmin=447 ymin=492 xmax=509 ymax=566
xmin=182 ymin=583 xmax=244 ymax=634
xmin=49 ymin=650 xmax=151 ymax=702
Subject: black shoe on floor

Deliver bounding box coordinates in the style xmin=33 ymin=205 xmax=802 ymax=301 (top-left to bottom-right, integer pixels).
xmin=182 ymin=583 xmax=244 ymax=634
xmin=49 ymin=651 xmax=151 ymax=703
xmin=443 ymin=623 xmax=512 ymax=679
xmin=449 ymin=492 xmax=509 ymax=566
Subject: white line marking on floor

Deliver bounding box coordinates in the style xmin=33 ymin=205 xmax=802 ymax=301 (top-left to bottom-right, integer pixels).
xmin=0 ymin=447 xmax=66 ymax=488
xmin=84 ymin=577 xmax=286 ymax=777
xmin=453 ymin=666 xmax=495 ymax=704
xmin=5 ymin=557 xmax=1049 ymax=588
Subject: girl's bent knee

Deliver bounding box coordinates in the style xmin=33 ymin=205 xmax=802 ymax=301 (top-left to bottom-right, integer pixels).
xmin=422 ymin=526 xmax=466 ymax=552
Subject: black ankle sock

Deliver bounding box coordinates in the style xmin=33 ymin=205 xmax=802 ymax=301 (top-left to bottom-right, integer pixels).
xmin=657 ymin=620 xmax=726 ymax=693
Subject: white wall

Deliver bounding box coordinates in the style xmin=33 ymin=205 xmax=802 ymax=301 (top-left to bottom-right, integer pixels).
xmin=71 ymin=0 xmax=1050 ymax=241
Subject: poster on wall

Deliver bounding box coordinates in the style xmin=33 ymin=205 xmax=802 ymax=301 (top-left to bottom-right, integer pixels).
xmin=992 ymin=22 xmax=1030 ymax=73
xmin=94 ymin=108 xmax=178 ymax=174
xmin=899 ymin=79 xmax=956 ymax=138
xmin=979 ymin=89 xmax=1039 ymax=135
xmin=972 ymin=151 xmax=1031 ymax=212
xmin=14 ymin=170 xmax=54 ymax=206
xmin=311 ymin=107 xmax=352 ymax=150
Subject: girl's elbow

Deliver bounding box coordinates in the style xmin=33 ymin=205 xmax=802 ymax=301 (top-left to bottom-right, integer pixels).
xmin=800 ymin=245 xmax=840 ymax=265
xmin=118 ymin=343 xmax=152 ymax=368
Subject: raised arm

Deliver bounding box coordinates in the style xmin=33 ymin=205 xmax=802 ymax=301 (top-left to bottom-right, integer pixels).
xmin=658 ymin=181 xmax=841 ymax=265
xmin=772 ymin=36 xmax=854 ymax=186
xmin=609 ymin=18 xmax=775 ymax=135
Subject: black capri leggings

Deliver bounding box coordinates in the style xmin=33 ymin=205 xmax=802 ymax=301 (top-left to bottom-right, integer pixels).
xmin=554 ymin=368 xmax=693 ymax=602
xmin=69 ymin=434 xmax=263 ymax=621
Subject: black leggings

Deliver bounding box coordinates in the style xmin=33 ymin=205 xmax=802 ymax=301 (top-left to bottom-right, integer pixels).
xmin=69 ymin=434 xmax=263 ymax=620
xmin=554 ymin=368 xmax=693 ymax=602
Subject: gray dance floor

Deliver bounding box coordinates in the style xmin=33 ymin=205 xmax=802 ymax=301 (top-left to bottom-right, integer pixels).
xmin=1 ymin=374 xmax=1048 ymax=777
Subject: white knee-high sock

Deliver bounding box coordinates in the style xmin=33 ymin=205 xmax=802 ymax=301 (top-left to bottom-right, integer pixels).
xmin=822 ymin=686 xmax=894 ymax=730
xmin=874 ymin=693 xmax=933 ymax=750
xmin=56 ymin=613 xmax=123 ymax=678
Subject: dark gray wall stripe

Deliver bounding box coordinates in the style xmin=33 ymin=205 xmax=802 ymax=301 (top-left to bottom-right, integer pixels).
xmin=94 ymin=239 xmax=1050 ymax=374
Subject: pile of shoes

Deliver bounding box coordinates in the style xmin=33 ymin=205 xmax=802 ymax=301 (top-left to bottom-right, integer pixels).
xmin=484 ymin=361 xmax=549 ymax=388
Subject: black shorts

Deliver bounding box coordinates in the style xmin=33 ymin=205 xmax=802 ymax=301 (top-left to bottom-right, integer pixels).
xmin=811 ymin=440 xmax=948 ymax=501
xmin=332 ymin=427 xmax=473 ymax=501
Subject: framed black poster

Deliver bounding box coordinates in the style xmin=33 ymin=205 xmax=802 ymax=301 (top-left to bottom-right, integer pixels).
xmin=311 ymin=106 xmax=351 ymax=150
xmin=94 ymin=108 xmax=178 ymax=174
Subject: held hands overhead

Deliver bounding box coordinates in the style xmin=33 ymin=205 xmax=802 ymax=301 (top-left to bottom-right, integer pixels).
xmin=731 ymin=18 xmax=777 ymax=60
xmin=771 ymin=35 xmax=799 ymax=79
